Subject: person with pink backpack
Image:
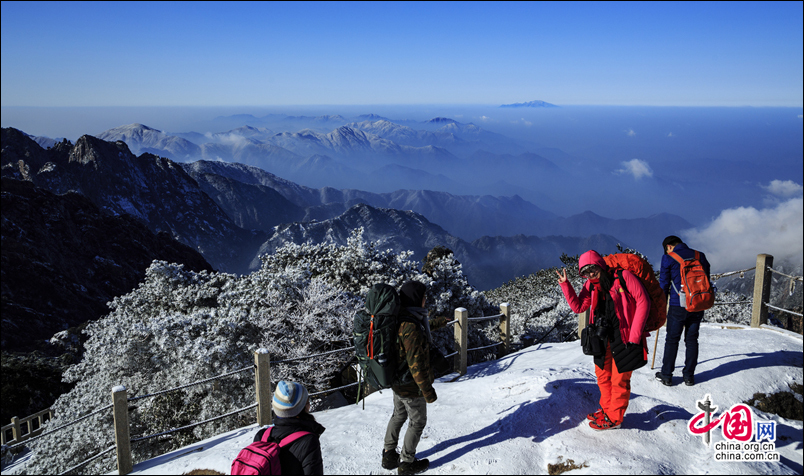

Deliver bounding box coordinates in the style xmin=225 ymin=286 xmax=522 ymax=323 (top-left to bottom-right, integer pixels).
xmin=232 ymin=381 xmax=325 ymax=475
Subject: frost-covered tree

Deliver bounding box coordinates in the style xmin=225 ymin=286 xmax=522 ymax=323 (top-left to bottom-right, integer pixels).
xmin=421 ymin=250 xmax=500 ymax=362
xmin=25 ymin=228 xmax=499 ymax=475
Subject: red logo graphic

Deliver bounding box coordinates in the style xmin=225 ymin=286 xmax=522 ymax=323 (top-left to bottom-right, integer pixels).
xmin=688 ymin=395 xmax=755 ymax=445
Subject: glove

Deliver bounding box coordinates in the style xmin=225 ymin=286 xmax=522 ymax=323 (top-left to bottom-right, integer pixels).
xmin=422 ymin=387 xmax=437 ymax=404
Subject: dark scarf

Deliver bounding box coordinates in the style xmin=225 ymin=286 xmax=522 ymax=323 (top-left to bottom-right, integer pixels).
xmin=592 ymin=271 xmax=618 ymax=340
xmin=405 ymin=306 xmax=432 ymax=343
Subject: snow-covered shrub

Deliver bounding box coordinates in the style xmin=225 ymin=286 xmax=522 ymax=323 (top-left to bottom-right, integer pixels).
xmin=25 ymin=228 xmax=497 ymax=475
xmin=484 ymin=266 xmax=583 ymax=347
xmin=259 ymin=228 xmax=424 ymax=296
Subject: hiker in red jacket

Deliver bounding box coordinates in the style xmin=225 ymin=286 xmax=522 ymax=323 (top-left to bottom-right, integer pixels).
xmin=556 ymin=250 xmax=651 ymax=430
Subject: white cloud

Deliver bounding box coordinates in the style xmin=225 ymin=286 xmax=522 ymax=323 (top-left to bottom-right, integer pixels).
xmin=615 ymin=159 xmax=653 ymax=179
xmin=762 ymin=179 xmax=803 ymax=198
xmin=683 ymin=197 xmax=803 ymax=272
xmin=625 ymin=128 xmax=636 ymax=137
xmin=667 ymin=132 xmax=674 ymax=137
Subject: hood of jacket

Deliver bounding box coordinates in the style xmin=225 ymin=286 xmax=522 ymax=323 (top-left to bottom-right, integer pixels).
xmin=578 ymin=250 xmax=608 ymax=275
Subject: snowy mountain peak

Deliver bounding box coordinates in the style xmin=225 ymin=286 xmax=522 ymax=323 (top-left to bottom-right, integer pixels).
xmin=500 ymin=100 xmax=558 ymax=108
xmin=428 ymin=117 xmax=457 ymax=124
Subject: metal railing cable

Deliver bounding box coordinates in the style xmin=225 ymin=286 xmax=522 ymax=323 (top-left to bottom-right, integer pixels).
xmin=271 ymin=346 xmax=355 ymax=364
xmin=58 ymin=445 xmax=116 ymax=476
xmin=468 ymin=313 xmax=504 ymax=322
xmin=711 ymin=267 xmax=755 ymax=280
xmin=309 ymin=381 xmax=360 ymax=398
xmin=767 ymin=267 xmax=803 ymax=281
xmin=765 ymin=302 xmax=803 ymax=317
xmin=130 ymin=403 xmax=258 ymax=444
xmin=468 ymin=341 xmax=503 ymax=352
xmin=9 ymin=404 xmax=113 ymax=450
xmin=128 ymin=365 xmax=253 ymax=402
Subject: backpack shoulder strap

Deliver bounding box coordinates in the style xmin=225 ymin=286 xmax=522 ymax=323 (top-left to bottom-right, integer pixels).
xmin=278 ymin=430 xmax=312 ymax=448
xmin=615 ymin=269 xmax=629 ymax=295
xmin=668 ymin=251 xmax=684 ymax=265
xmin=260 ymin=426 xmax=273 ymax=443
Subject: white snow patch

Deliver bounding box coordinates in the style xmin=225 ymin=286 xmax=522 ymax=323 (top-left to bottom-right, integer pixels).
xmin=94 ymin=324 xmax=802 ymax=475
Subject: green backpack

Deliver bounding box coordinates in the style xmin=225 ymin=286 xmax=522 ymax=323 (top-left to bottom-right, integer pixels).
xmin=354 ymin=283 xmax=401 ymax=391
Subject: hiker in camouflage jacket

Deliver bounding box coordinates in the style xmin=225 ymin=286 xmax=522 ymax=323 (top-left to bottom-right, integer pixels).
xmin=383 ymin=281 xmax=448 ymax=475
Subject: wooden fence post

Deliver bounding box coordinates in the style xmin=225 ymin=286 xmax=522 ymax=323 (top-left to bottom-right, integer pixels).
xmin=112 ymin=385 xmax=133 ymax=475
xmin=255 ymin=349 xmax=272 ymax=426
xmin=577 ymin=309 xmax=589 ymax=338
xmin=751 ymin=254 xmax=774 ymax=328
xmin=499 ymin=303 xmax=511 ymax=357
xmin=454 ymin=308 xmax=468 ymax=376
xmin=11 ymin=416 xmax=21 ymax=444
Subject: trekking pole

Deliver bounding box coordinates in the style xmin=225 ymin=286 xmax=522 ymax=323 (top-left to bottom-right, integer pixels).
xmin=651 ymin=328 xmax=660 ymax=369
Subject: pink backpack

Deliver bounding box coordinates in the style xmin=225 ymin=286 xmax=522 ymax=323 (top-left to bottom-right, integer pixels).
xmin=231 ymin=426 xmax=311 ymax=475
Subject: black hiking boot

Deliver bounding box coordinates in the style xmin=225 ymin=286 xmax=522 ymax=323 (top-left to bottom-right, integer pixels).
xmin=684 ymin=376 xmax=695 ymax=386
xmin=655 ymin=372 xmax=672 ymax=386
xmin=398 ymin=458 xmax=429 ymax=475
xmin=382 ymin=449 xmax=400 ymax=470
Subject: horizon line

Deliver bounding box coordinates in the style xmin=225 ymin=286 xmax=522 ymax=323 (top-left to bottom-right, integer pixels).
xmin=2 ymin=103 xmax=803 ymax=109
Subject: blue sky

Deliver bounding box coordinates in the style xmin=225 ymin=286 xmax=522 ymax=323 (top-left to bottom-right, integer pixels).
xmin=1 ymin=1 xmax=802 ymax=107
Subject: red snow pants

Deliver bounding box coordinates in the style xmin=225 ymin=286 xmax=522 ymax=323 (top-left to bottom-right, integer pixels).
xmin=595 ymin=343 xmax=633 ymax=424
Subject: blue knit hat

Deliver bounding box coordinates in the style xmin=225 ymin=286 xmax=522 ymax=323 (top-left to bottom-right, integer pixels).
xmin=272 ymin=381 xmax=309 ymax=418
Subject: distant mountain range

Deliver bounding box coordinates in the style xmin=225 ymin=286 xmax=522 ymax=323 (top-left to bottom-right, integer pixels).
xmin=500 ymin=100 xmax=558 ymax=108
xmin=2 ymin=126 xmax=689 ymax=291
xmin=251 ymin=202 xmax=624 ymax=290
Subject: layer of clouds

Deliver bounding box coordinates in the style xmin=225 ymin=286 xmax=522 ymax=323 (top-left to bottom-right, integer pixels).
xmin=763 ymin=179 xmax=803 ymax=198
xmin=615 ymin=159 xmax=653 ymax=179
xmin=683 ymin=197 xmax=803 ymax=273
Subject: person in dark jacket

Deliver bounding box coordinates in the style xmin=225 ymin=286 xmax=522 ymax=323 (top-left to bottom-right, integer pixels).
xmin=382 ymin=281 xmax=448 ymax=475
xmin=253 ymin=380 xmax=325 ymax=475
xmin=656 ymin=235 xmax=711 ymax=387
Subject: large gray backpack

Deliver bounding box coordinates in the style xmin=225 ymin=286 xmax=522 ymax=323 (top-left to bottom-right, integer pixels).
xmin=354 ymin=283 xmax=401 ymax=391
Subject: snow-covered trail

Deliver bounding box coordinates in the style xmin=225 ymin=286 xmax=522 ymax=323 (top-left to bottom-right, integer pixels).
xmin=114 ymin=323 xmax=803 ymax=475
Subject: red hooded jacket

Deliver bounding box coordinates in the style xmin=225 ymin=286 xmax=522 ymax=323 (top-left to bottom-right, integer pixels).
xmin=560 ymin=250 xmax=651 ymax=345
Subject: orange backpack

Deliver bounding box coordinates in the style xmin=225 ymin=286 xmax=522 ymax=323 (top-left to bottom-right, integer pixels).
xmin=603 ymin=253 xmax=667 ymax=332
xmin=669 ymin=250 xmax=715 ymax=312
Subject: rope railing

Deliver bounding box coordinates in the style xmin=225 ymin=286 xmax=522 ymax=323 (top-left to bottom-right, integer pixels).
xmin=58 ymin=445 xmax=116 ymax=476
xmin=130 ymin=403 xmax=258 ymax=444
xmin=128 ymin=365 xmax=253 ymax=402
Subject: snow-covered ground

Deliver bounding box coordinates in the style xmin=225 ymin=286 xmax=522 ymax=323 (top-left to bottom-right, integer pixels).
xmin=7 ymin=324 xmax=803 ymax=475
